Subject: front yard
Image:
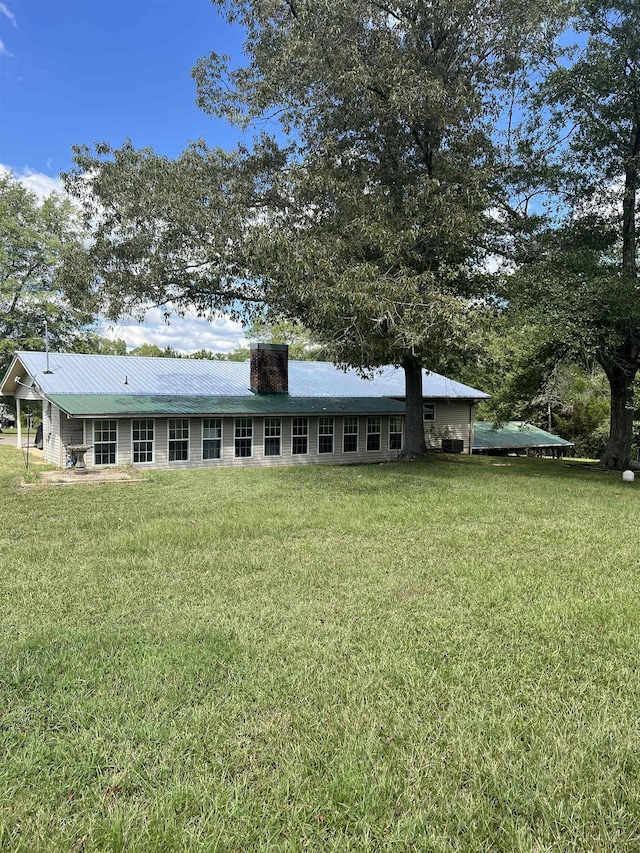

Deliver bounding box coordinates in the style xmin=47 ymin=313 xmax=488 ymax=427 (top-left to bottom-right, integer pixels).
xmin=0 ymin=448 xmax=638 ymax=851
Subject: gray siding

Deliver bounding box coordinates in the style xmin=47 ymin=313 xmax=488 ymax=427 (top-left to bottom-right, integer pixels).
xmin=43 ymin=402 xmax=63 ymax=466
xmin=54 ymin=406 xmax=477 ymax=469
xmin=424 ymin=400 xmax=474 ymax=453
xmin=78 ymin=414 xmax=405 ymax=470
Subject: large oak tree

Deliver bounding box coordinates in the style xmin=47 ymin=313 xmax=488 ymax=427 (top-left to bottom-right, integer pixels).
xmin=66 ymin=0 xmax=551 ymax=455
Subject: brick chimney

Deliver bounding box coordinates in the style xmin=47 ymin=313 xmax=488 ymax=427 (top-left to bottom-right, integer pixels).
xmin=250 ymin=343 xmax=289 ymax=395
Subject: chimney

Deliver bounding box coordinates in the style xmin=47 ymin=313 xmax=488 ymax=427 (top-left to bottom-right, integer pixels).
xmin=250 ymin=343 xmax=289 ymax=395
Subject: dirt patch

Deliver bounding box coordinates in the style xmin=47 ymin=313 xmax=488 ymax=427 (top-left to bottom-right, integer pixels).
xmin=23 ymin=468 xmax=145 ymax=488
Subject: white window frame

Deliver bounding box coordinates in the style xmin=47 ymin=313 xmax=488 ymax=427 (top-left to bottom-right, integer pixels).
xmin=423 ymin=403 xmax=436 ymax=422
xmin=366 ymin=416 xmax=381 ymax=452
xmin=291 ymin=417 xmax=309 ymax=455
xmin=234 ymin=418 xmax=253 ymax=459
xmin=389 ymin=416 xmax=403 ymax=451
xmin=263 ymin=417 xmax=282 ymax=457
xmin=318 ymin=417 xmax=334 ymax=454
xmin=93 ymin=419 xmax=118 ymax=466
xmin=343 ymin=416 xmax=359 ymax=453
xmin=168 ymin=418 xmax=190 ymax=462
xmin=132 ymin=419 xmax=155 ymax=464
xmin=202 ymin=418 xmax=223 ymax=461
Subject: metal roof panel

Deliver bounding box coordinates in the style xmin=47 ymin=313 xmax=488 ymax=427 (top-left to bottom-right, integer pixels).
xmin=48 ymin=394 xmax=408 ymax=417
xmin=473 ymin=421 xmax=575 ymax=450
xmin=4 ymin=351 xmax=490 ymax=401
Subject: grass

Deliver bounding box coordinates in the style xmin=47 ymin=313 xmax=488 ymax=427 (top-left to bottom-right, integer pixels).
xmin=1 ymin=447 xmax=639 ymax=852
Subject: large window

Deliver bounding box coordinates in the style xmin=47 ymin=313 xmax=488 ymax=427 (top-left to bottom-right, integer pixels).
xmin=94 ymin=420 xmax=117 ymax=465
xmin=318 ymin=417 xmax=334 ymax=453
xmin=132 ymin=419 xmax=154 ymax=463
xmin=168 ymin=419 xmax=189 ymax=461
xmin=367 ymin=416 xmax=381 ymax=451
xmin=343 ymin=417 xmax=358 ymax=453
xmin=264 ymin=418 xmax=281 ymax=456
xmin=292 ymin=417 xmax=308 ymax=455
xmin=203 ymin=418 xmax=222 ymax=460
xmin=423 ymin=403 xmax=436 ymax=422
xmin=389 ymin=416 xmax=403 ymax=451
xmin=235 ymin=418 xmax=253 ymax=458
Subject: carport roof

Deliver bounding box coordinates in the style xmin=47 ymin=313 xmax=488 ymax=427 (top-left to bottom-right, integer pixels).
xmin=473 ymin=421 xmax=575 ymax=451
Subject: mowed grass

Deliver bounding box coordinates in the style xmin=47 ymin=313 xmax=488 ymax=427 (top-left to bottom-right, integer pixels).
xmin=1 ymin=448 xmax=639 ymax=852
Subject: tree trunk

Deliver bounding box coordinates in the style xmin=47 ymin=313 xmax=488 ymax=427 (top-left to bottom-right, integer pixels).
xmin=598 ymin=128 xmax=640 ymax=470
xmin=401 ymin=356 xmax=428 ymax=458
xmin=598 ymin=351 xmax=638 ymax=470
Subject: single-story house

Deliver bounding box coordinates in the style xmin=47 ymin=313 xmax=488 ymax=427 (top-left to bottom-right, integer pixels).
xmin=0 ymin=345 xmax=490 ymax=470
xmin=473 ymin=421 xmax=575 ymax=457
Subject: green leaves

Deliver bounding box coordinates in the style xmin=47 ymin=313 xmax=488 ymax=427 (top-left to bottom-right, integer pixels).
xmin=0 ymin=173 xmax=95 ymax=377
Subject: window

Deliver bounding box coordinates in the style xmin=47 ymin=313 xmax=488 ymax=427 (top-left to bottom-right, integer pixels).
xmin=292 ymin=417 xmax=308 ymax=455
xmin=264 ymin=418 xmax=281 ymax=456
xmin=132 ymin=419 xmax=154 ymax=463
xmin=343 ymin=416 xmax=359 ymax=452
xmin=235 ymin=418 xmax=253 ymax=458
xmin=389 ymin=416 xmax=403 ymax=451
xmin=168 ymin=419 xmax=189 ymax=461
xmin=203 ymin=418 xmax=222 ymax=460
xmin=318 ymin=417 xmax=334 ymax=453
xmin=423 ymin=403 xmax=436 ymax=422
xmin=367 ymin=416 xmax=381 ymax=451
xmin=94 ymin=420 xmax=117 ymax=465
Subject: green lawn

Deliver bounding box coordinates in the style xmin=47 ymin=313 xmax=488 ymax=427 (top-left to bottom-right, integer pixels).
xmin=1 ymin=448 xmax=639 ymax=852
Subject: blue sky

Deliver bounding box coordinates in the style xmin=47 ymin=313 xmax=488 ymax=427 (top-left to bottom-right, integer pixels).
xmin=0 ymin=0 xmax=251 ymax=352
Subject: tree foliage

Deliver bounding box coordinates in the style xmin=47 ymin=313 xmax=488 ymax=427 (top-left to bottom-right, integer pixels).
xmin=0 ymin=172 xmax=97 ymax=377
xmin=66 ymin=0 xmax=553 ymax=456
xmin=499 ymin=0 xmax=640 ymax=468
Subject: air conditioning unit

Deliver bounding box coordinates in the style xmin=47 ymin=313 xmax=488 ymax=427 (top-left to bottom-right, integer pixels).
xmin=442 ymin=438 xmax=464 ymax=454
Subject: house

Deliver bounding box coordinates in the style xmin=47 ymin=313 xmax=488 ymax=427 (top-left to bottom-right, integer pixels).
xmin=0 ymin=345 xmax=489 ymax=470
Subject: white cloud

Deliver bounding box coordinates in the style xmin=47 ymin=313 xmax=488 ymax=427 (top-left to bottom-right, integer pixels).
xmin=0 ymin=39 xmax=11 ymax=56
xmin=100 ymin=307 xmax=248 ymax=355
xmin=15 ymin=169 xmax=63 ymax=201
xmin=0 ymin=3 xmax=17 ymax=27
xmin=0 ymin=163 xmax=64 ymax=200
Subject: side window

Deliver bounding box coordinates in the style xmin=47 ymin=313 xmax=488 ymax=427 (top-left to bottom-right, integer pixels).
xmin=389 ymin=416 xmax=403 ymax=451
xmin=367 ymin=416 xmax=381 ymax=451
xmin=132 ymin=419 xmax=154 ymax=463
xmin=318 ymin=417 xmax=334 ymax=453
xmin=292 ymin=417 xmax=308 ymax=455
xmin=264 ymin=418 xmax=281 ymax=456
xmin=423 ymin=403 xmax=436 ymax=422
xmin=94 ymin=420 xmax=117 ymax=465
xmin=168 ymin=419 xmax=189 ymax=461
xmin=203 ymin=418 xmax=222 ymax=460
xmin=343 ymin=417 xmax=358 ymax=452
xmin=235 ymin=418 xmax=253 ymax=458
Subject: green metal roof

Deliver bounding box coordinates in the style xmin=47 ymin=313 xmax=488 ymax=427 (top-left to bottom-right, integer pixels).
xmin=474 ymin=421 xmax=575 ymax=451
xmin=47 ymin=394 xmax=407 ymax=418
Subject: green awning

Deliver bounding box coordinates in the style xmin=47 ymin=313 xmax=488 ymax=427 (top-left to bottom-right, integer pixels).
xmin=47 ymin=394 xmax=407 ymax=418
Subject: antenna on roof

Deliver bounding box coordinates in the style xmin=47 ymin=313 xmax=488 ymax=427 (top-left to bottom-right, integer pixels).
xmin=43 ymin=321 xmax=53 ymax=374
